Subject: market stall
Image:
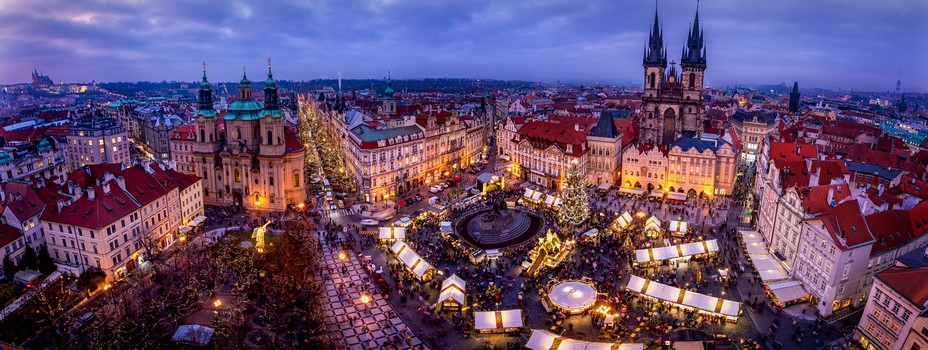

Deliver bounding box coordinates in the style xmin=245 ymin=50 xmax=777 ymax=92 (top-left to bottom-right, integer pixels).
xmin=378 ymin=226 xmax=406 ymax=241
xmin=583 ymin=229 xmax=599 ymax=239
xmin=644 ymin=216 xmax=662 ymax=237
xmin=633 ymin=239 xmax=720 ymax=267
xmin=545 ymin=280 xmax=597 ymax=314
xmin=667 ymin=191 xmax=687 ymax=202
xmin=619 ymin=187 xmax=645 ymax=197
xmin=437 ymin=274 xmax=466 ymax=311
xmin=625 ymin=275 xmax=740 ymax=321
xmin=525 ymin=329 xmax=644 ymax=350
xmin=747 ymin=254 xmax=790 ymax=283
xmin=393 ymin=216 xmax=413 ymax=227
xmin=613 ymin=211 xmax=634 ymax=231
xmin=668 ymin=220 xmax=688 ymax=237
xmin=440 ymin=221 xmax=454 ymax=235
xmin=765 ymin=280 xmax=810 ymax=307
xmin=390 ymin=241 xmax=435 ymax=281
xmin=474 ymin=309 xmax=523 ymax=333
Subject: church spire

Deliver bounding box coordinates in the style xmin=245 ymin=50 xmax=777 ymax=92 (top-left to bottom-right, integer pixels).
xmin=643 ymin=2 xmax=666 ymax=66
xmin=264 ymin=58 xmax=279 ymax=111
xmin=197 ymin=62 xmax=215 ymax=115
xmin=681 ymin=0 xmax=706 ymax=66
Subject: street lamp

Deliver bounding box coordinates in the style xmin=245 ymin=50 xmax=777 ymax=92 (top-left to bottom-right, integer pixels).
xmin=360 ymin=295 xmax=371 ymax=304
xmin=338 ymin=252 xmax=347 ymax=261
xmin=213 ymin=299 xmax=222 ymax=307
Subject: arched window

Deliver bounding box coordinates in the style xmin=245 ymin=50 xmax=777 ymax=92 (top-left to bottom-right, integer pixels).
xmin=649 ymin=72 xmax=656 ymax=89
xmin=199 ymin=129 xmax=205 ymax=142
xmin=267 ymin=130 xmax=273 ymax=145
xmin=234 ymin=169 xmax=241 ymax=182
xmin=234 ymin=128 xmax=241 ymax=140
xmin=253 ymin=192 xmax=260 ymax=204
xmin=689 ymin=73 xmax=696 ymax=88
xmin=292 ymin=170 xmax=300 ymax=188
xmin=269 ymin=176 xmax=275 ymax=186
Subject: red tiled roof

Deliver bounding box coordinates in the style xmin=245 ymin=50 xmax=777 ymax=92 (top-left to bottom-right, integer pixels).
xmin=844 ymin=144 xmax=903 ymax=170
xmin=814 ymin=200 xmax=874 ymax=250
xmin=120 ymin=167 xmax=167 ymax=207
xmin=614 ymin=119 xmax=637 ymax=148
xmin=516 ymin=120 xmax=587 ymax=156
xmin=809 ymin=160 xmax=850 ymax=186
xmin=800 ymin=184 xmax=850 ymax=215
xmin=165 ymin=169 xmax=200 ymax=191
xmin=41 ymin=183 xmax=140 ymax=230
xmin=768 ymin=142 xmax=817 ymax=167
xmin=0 ymin=224 xmax=22 ymax=248
xmin=897 ymin=175 xmax=928 ymax=200
xmin=1 ymin=182 xmax=45 ymax=221
xmin=875 ymin=266 xmax=928 ymax=305
xmin=170 ymin=124 xmax=196 ymax=141
xmin=635 ymin=143 xmax=669 ymax=156
xmin=284 ymin=127 xmax=303 ymax=153
xmin=148 ymin=164 xmax=179 ymax=192
xmin=779 ymin=160 xmax=810 ymax=189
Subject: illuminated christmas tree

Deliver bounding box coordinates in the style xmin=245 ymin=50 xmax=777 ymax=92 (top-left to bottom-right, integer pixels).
xmin=557 ymin=159 xmax=589 ymax=229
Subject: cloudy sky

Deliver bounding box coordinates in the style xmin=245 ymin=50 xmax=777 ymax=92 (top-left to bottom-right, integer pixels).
xmin=1 ymin=0 xmax=925 ymax=92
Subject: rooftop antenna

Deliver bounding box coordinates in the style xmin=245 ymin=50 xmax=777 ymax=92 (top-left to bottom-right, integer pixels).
xmin=338 ymin=72 xmax=342 ymax=93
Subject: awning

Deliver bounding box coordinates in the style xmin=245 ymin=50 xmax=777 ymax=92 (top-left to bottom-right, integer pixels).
xmin=597 ymin=182 xmax=611 ymax=191
xmin=619 ymin=187 xmax=645 ymax=196
xmin=440 ymin=221 xmax=453 ymax=233
xmin=523 ymin=189 xmax=535 ymax=198
xmin=583 ymin=229 xmax=599 ymax=237
xmin=438 ymin=274 xmax=466 ymax=305
xmin=644 ymin=216 xmax=661 ymax=232
xmin=393 ymin=216 xmax=412 ymax=227
xmin=650 ymin=192 xmax=664 ymax=199
xmin=525 ymin=329 xmax=644 ymax=350
xmin=379 ymin=226 xmax=406 ymax=240
xmin=179 ymin=226 xmax=192 ymax=234
xmin=531 ymin=191 xmax=543 ymax=201
xmin=474 ymin=309 xmax=523 ymax=330
xmin=544 ymin=195 xmax=556 ymax=206
xmin=635 ymin=240 xmax=720 ymax=263
xmin=668 ymin=220 xmax=688 ymax=233
xmin=625 ymin=275 xmax=740 ymax=318
xmin=390 ymin=241 xmax=433 ymax=278
xmin=768 ymin=280 xmax=809 ymax=304
xmin=614 ymin=211 xmax=634 ymax=229
xmin=749 ymin=254 xmax=790 ymax=282
xmin=668 ymin=192 xmax=687 ymax=201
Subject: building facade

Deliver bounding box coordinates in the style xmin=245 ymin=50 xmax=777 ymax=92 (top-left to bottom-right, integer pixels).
xmin=730 ymin=110 xmax=777 ymax=162
xmin=639 ymin=7 xmax=707 ymax=146
xmin=620 ymin=137 xmax=737 ymax=197
xmin=181 ymin=65 xmax=306 ymax=211
xmin=508 ymin=120 xmax=589 ymax=190
xmin=65 ymin=117 xmax=131 ymax=170
xmin=854 ymin=266 xmax=928 ymax=350
xmin=0 ymin=138 xmax=68 ymax=184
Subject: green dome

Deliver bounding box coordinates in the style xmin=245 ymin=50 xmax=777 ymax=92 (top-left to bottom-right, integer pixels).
xmin=199 ymin=78 xmax=211 ymax=89
xmin=0 ymin=151 xmax=11 ymax=165
xmin=225 ymin=99 xmax=265 ymax=121
xmin=240 ymin=77 xmax=251 ymax=86
xmin=384 ymin=86 xmax=394 ymax=95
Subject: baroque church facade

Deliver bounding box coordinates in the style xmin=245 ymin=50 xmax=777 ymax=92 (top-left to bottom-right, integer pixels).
xmin=184 ymin=64 xmax=306 ymax=211
xmin=638 ymin=6 xmax=707 ymax=146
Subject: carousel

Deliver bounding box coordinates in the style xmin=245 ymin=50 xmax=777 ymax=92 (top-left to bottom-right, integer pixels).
xmin=544 ymin=279 xmax=597 ymax=315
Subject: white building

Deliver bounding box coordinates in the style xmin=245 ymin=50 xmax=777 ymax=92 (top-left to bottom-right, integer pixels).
xmin=854 ymin=264 xmax=928 ymax=350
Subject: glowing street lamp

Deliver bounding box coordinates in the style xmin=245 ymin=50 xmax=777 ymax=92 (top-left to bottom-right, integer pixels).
xmin=297 ymin=203 xmax=305 ymax=209
xmin=338 ymin=252 xmax=347 ymax=261
xmin=213 ymin=299 xmax=222 ymax=307
xmin=360 ymin=295 xmax=371 ymax=304
xmin=636 ymin=211 xmax=646 ymax=218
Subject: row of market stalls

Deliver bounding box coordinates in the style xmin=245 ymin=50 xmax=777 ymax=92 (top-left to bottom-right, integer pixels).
xmin=633 ymin=239 xmax=720 ymax=267
xmin=522 ymin=189 xmax=562 ymax=208
xmin=738 ymin=229 xmax=810 ymax=307
xmin=178 ymin=215 xmax=207 ymax=236
xmin=643 ymin=216 xmax=690 ymax=238
xmin=625 ymin=275 xmax=741 ymax=321
xmin=526 ymin=329 xmax=644 ymax=350
xmin=379 ymin=226 xmax=406 ymax=240
xmin=390 ymin=241 xmax=436 ymax=281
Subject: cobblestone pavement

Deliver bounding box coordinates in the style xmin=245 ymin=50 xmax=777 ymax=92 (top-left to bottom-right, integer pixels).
xmin=317 ymin=238 xmax=426 ymax=350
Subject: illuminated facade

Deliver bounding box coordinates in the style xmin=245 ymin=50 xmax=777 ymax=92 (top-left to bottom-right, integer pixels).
xmin=621 ymin=137 xmax=737 ymax=197
xmin=65 ymin=117 xmax=131 ymax=170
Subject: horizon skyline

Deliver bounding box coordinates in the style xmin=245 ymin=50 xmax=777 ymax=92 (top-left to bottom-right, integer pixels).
xmin=2 ymin=0 xmax=927 ymax=92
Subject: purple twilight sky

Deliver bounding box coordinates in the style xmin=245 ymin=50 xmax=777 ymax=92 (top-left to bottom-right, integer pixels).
xmin=0 ymin=0 xmax=926 ymax=92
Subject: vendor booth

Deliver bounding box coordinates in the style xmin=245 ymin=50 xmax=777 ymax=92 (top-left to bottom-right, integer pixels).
xmin=525 ymin=329 xmax=644 ymax=350
xmin=545 ymin=280 xmax=597 ymax=314
xmin=634 ymin=239 xmax=720 ymax=267
xmin=390 ymin=241 xmax=435 ymax=281
xmin=440 ymin=221 xmax=453 ymax=235
xmin=626 ymin=275 xmax=740 ymax=321
xmin=583 ymin=229 xmax=599 ymax=239
xmin=619 ymin=187 xmax=645 ymax=197
xmin=613 ymin=211 xmax=634 ymax=231
xmin=378 ymin=226 xmax=406 ymax=241
xmin=476 ymin=173 xmax=504 ymax=194
xmin=644 ymin=216 xmax=662 ymax=237
xmin=667 ymin=191 xmax=687 ymax=203
xmin=765 ymin=280 xmax=810 ymax=307
xmin=438 ymin=274 xmax=466 ymax=311
xmin=668 ymin=220 xmax=688 ymax=237
xmin=747 ymin=254 xmax=790 ymax=283
xmin=393 ymin=216 xmax=412 ymax=227
xmin=474 ymin=309 xmax=523 ymax=334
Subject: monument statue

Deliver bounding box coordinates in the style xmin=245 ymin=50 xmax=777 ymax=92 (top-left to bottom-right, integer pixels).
xmin=252 ymin=220 xmax=271 ymax=253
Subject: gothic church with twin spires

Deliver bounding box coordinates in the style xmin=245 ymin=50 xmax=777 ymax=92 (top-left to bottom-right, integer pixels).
xmin=638 ymin=5 xmax=707 ymax=146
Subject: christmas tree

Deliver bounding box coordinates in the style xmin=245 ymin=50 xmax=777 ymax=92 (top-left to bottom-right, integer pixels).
xmin=557 ymin=159 xmax=589 ymax=229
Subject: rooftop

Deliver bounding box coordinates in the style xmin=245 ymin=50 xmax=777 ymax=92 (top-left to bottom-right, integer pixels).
xmin=875 ymin=266 xmax=928 ymax=306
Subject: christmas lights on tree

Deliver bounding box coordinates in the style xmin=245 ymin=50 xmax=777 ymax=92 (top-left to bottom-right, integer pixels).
xmin=556 ymin=159 xmax=589 ymax=229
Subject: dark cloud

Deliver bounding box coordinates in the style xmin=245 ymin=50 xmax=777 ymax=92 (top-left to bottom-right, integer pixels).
xmin=1 ymin=0 xmax=925 ymax=91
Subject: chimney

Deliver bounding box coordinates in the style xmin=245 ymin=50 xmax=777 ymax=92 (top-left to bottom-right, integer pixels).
xmin=169 ymin=160 xmax=177 ymax=171
xmin=103 ymin=171 xmax=115 ymax=182
xmin=102 ymin=182 xmax=111 ymax=195
xmin=574 ymin=124 xmax=580 ymax=132
xmin=0 ymin=188 xmax=5 ymax=202
xmin=827 ymin=188 xmax=835 ymax=207
xmin=116 ymin=176 xmax=126 ymax=191
xmin=877 ymin=184 xmax=884 ymax=197
xmin=86 ymin=187 xmax=95 ymax=200
xmin=57 ymin=199 xmax=66 ymax=212
xmin=143 ymin=161 xmax=152 ymax=174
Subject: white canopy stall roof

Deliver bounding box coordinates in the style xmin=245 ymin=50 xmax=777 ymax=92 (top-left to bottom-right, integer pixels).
xmin=379 ymin=226 xmax=406 ymax=240
xmin=767 ymin=280 xmax=809 ymax=304
xmin=531 ymin=191 xmax=543 ymax=201
xmin=668 ymin=220 xmax=688 ymax=233
xmin=668 ymin=192 xmax=687 ymax=201
xmin=474 ymin=309 xmax=523 ymax=330
xmin=583 ymin=229 xmax=599 ymax=237
xmin=439 ymin=274 xmax=466 ymax=305
xmin=548 ymin=281 xmax=597 ymax=311
xmin=544 ymin=195 xmax=556 ymax=206
xmin=619 ymin=187 xmax=645 ymax=196
xmin=440 ymin=221 xmax=453 ymax=233
xmin=634 ymin=240 xmax=720 ymax=263
xmin=615 ymin=211 xmax=634 ymax=229
xmin=749 ymin=254 xmax=790 ymax=282
xmin=597 ymin=183 xmax=611 ymax=191
xmin=390 ymin=241 xmax=433 ymax=278
xmin=625 ymin=275 xmax=740 ymax=318
xmin=525 ymin=330 xmax=644 ymax=350
xmin=644 ymin=216 xmax=661 ymax=232
xmin=650 ymin=192 xmax=664 ymax=199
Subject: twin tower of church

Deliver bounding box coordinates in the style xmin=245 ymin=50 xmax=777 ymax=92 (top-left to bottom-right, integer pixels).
xmin=639 ymin=4 xmax=708 ymax=146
